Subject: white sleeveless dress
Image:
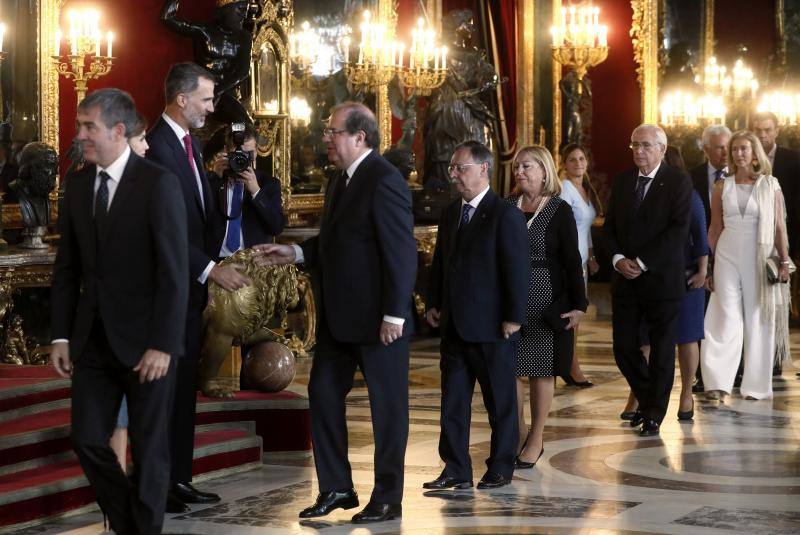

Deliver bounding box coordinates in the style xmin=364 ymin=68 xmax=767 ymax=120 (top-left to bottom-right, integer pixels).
xmin=700 ymin=177 xmax=776 ymax=399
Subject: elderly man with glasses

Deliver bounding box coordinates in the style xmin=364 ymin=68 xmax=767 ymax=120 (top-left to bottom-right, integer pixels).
xmin=604 ymin=124 xmax=692 ymax=437
xmin=253 ymin=102 xmax=417 ymax=523
xmin=423 ymin=140 xmax=528 ymax=490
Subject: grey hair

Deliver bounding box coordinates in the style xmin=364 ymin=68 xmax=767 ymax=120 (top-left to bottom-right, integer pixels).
xmin=454 ymin=140 xmax=494 ymax=175
xmin=330 ymin=101 xmax=380 ymax=148
xmin=164 ymin=62 xmax=215 ymax=104
xmin=631 ymin=123 xmax=668 ymax=147
xmin=78 ymin=88 xmax=139 ymax=136
xmin=701 ymin=124 xmax=732 ymax=146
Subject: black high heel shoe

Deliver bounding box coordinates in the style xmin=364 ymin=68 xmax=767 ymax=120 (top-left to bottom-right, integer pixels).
xmin=560 ymin=374 xmax=594 ymax=388
xmin=515 ymin=447 xmax=544 ymax=469
xmin=677 ymin=401 xmax=694 ymax=421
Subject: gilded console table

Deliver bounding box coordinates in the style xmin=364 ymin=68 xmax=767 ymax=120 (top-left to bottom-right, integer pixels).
xmin=0 ymin=247 xmax=56 ymax=364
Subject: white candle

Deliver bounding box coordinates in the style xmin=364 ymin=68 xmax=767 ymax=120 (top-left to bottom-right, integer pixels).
xmin=95 ymin=33 xmax=100 ymax=57
xmin=599 ymin=25 xmax=607 ymax=47
xmin=71 ymin=33 xmax=77 ymax=55
xmin=55 ymin=29 xmax=61 ymax=56
xmin=0 ymin=24 xmax=5 ymax=53
xmin=107 ymin=31 xmax=113 ymax=57
xmin=398 ymin=43 xmax=404 ymax=69
xmin=343 ymin=36 xmax=350 ymax=64
xmin=434 ymin=48 xmax=439 ymax=70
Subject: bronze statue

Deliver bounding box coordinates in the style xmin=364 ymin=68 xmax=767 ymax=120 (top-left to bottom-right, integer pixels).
xmin=199 ymin=249 xmax=300 ymax=397
xmin=560 ymin=71 xmax=591 ymax=147
xmin=422 ymin=9 xmax=499 ymax=190
xmin=162 ymin=0 xmax=255 ymax=124
xmin=11 ymin=142 xmax=57 ymax=248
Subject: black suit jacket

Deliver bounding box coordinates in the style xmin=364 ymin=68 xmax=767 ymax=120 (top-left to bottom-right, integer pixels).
xmin=300 ymin=151 xmax=417 ymax=344
xmin=427 ymin=189 xmax=529 ymax=342
xmin=690 ymin=162 xmax=713 ymax=229
xmin=604 ymin=163 xmax=692 ymax=300
xmin=146 ymin=117 xmax=215 ymax=307
xmin=207 ymin=169 xmax=284 ymax=252
xmin=772 ymin=146 xmax=800 ymax=256
xmin=51 ymin=153 xmax=189 ymax=366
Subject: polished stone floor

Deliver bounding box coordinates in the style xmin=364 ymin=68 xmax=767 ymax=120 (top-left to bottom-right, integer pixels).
xmin=25 ymin=316 xmax=800 ymax=534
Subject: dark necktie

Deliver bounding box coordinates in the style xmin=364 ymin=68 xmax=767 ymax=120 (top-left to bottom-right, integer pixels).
xmin=95 ymin=171 xmax=111 ymax=223
xmin=714 ymin=168 xmax=724 ymax=183
xmin=459 ymin=203 xmax=473 ymax=228
xmin=633 ymin=175 xmax=652 ymax=212
xmin=225 ymin=181 xmax=245 ymax=252
xmin=183 ymin=134 xmax=205 ymax=213
xmin=328 ymin=172 xmax=347 ymax=217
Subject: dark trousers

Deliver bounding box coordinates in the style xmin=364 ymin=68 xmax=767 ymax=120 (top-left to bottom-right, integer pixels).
xmin=71 ymin=320 xmax=176 ymax=535
xmin=308 ymin=318 xmax=410 ymax=504
xmin=612 ymin=294 xmax=680 ymax=423
xmin=170 ymin=307 xmax=201 ymax=484
xmin=438 ymin=321 xmax=518 ymax=480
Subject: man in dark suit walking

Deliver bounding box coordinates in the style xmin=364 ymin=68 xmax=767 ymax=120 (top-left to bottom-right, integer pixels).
xmin=691 ymin=124 xmax=731 ymax=229
xmin=207 ymin=122 xmax=284 ymax=256
xmin=50 ymin=88 xmax=189 ymax=535
xmin=423 ymin=140 xmax=528 ymax=491
xmin=752 ymin=111 xmax=800 ymax=375
xmin=605 ymin=124 xmax=691 ymax=437
xmin=253 ymin=102 xmax=417 ymax=523
xmin=146 ymin=62 xmax=249 ymax=511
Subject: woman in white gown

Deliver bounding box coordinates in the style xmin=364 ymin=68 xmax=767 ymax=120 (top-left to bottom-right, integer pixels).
xmin=701 ymin=130 xmax=791 ymax=400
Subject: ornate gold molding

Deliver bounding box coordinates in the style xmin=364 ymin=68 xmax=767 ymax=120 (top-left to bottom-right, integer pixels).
xmin=516 ymin=0 xmax=535 ymax=150
xmin=630 ymin=0 xmax=658 ymax=123
xmin=40 ymin=0 xmax=63 ymax=151
xmin=701 ymin=0 xmax=715 ymax=69
xmin=551 ymin=0 xmax=562 ymax=160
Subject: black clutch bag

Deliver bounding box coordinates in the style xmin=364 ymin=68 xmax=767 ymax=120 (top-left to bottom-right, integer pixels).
xmin=541 ymin=294 xmax=570 ymax=331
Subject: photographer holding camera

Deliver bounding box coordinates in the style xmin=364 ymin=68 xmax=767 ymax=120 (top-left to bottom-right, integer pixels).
xmin=208 ymin=122 xmax=284 ymax=259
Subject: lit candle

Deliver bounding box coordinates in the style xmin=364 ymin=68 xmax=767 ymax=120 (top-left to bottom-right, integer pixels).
xmin=599 ymin=25 xmax=607 ymax=47
xmin=551 ymin=26 xmax=558 ymax=46
xmin=106 ymin=31 xmax=113 ymax=57
xmin=441 ymin=46 xmax=447 ymax=70
xmin=55 ymin=29 xmax=61 ymax=56
xmin=594 ymin=7 xmax=599 ymax=27
xmin=398 ymin=42 xmax=405 ymax=69
xmin=95 ymin=33 xmax=100 ymax=57
xmin=0 ymin=24 xmax=5 ymax=53
xmin=434 ymin=48 xmax=440 ymax=70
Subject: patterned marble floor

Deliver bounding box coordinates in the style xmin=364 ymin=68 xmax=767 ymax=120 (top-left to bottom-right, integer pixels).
xmin=23 ymin=316 xmax=800 ymax=534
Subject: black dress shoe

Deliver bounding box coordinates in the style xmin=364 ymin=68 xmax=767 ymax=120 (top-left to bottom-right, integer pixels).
xmin=639 ymin=419 xmax=660 ymax=437
xmin=619 ymin=410 xmax=636 ymax=421
xmin=629 ymin=410 xmax=644 ymax=428
xmin=560 ymin=374 xmax=594 ymax=388
xmin=692 ymin=378 xmax=704 ymax=393
xmin=351 ymin=502 xmax=401 ymax=523
xmin=476 ymin=471 xmax=511 ymax=489
xmin=172 ymin=482 xmax=220 ymax=504
xmin=299 ymin=489 xmax=359 ymax=518
xmin=165 ymin=491 xmax=190 ymax=514
xmin=515 ymin=448 xmax=544 ymax=469
xmin=422 ymin=472 xmax=473 ymax=489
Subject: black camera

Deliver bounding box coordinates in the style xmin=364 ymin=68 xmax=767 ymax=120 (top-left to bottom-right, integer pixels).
xmin=225 ymin=122 xmax=252 ymax=176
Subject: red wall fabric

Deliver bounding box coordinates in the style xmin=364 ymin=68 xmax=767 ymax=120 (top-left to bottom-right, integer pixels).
xmin=57 ymin=0 xmax=212 ymax=161
xmin=586 ymin=0 xmax=641 ymax=185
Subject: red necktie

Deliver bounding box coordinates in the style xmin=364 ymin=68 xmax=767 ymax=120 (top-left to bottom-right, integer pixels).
xmin=183 ymin=134 xmax=205 ymax=212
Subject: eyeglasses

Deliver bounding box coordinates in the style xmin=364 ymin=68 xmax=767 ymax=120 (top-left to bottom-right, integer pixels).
xmin=448 ymin=162 xmax=480 ymax=174
xmin=512 ymin=161 xmax=538 ymax=172
xmin=629 ymin=142 xmax=660 ymax=151
xmin=322 ymin=127 xmax=348 ymax=137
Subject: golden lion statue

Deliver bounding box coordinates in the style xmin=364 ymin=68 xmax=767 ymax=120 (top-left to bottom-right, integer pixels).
xmin=199 ymin=249 xmax=299 ymax=397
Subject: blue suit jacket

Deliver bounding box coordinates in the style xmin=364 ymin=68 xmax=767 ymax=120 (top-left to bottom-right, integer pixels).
xmin=427 ymin=189 xmax=529 ymax=342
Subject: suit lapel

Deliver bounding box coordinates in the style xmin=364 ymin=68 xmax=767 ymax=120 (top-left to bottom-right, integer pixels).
xmin=327 ymin=152 xmax=374 ymax=229
xmin=163 ymin=124 xmax=206 ymax=220
xmin=443 ymin=200 xmax=461 ymax=267
xmin=638 ymin=165 xmax=668 ymax=214
xmin=79 ymin=166 xmax=99 ymax=263
xmin=458 ymin=189 xmax=494 ymax=245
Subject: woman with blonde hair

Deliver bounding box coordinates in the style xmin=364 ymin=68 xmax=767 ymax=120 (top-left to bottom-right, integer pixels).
xmin=508 ymin=145 xmax=587 ymax=467
xmin=558 ymin=143 xmax=603 ymax=387
xmin=701 ymin=130 xmax=791 ymax=400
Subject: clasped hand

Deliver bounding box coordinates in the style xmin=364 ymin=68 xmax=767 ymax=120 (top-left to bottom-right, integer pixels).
xmin=615 ymin=258 xmax=642 ymax=280
xmin=252 ymin=243 xmax=297 ymax=266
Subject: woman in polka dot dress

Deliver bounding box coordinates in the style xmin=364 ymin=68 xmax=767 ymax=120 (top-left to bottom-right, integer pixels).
xmin=507 ymin=145 xmax=588 ymax=468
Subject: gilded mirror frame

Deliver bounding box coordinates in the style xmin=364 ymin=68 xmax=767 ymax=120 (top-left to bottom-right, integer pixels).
xmin=630 ymin=0 xmax=715 ymax=124
xmin=2 ymin=0 xmax=62 ymax=227
xmin=251 ymin=0 xmax=395 ymax=227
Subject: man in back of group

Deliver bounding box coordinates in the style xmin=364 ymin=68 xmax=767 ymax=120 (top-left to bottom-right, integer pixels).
xmin=691 ymin=125 xmax=731 ymax=229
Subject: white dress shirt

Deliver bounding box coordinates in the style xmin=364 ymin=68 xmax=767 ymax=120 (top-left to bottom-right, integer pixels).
xmin=461 ymin=184 xmax=490 ymax=224
xmin=612 ymin=162 xmax=661 ymax=272
xmin=161 ymin=112 xmax=215 ymax=283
